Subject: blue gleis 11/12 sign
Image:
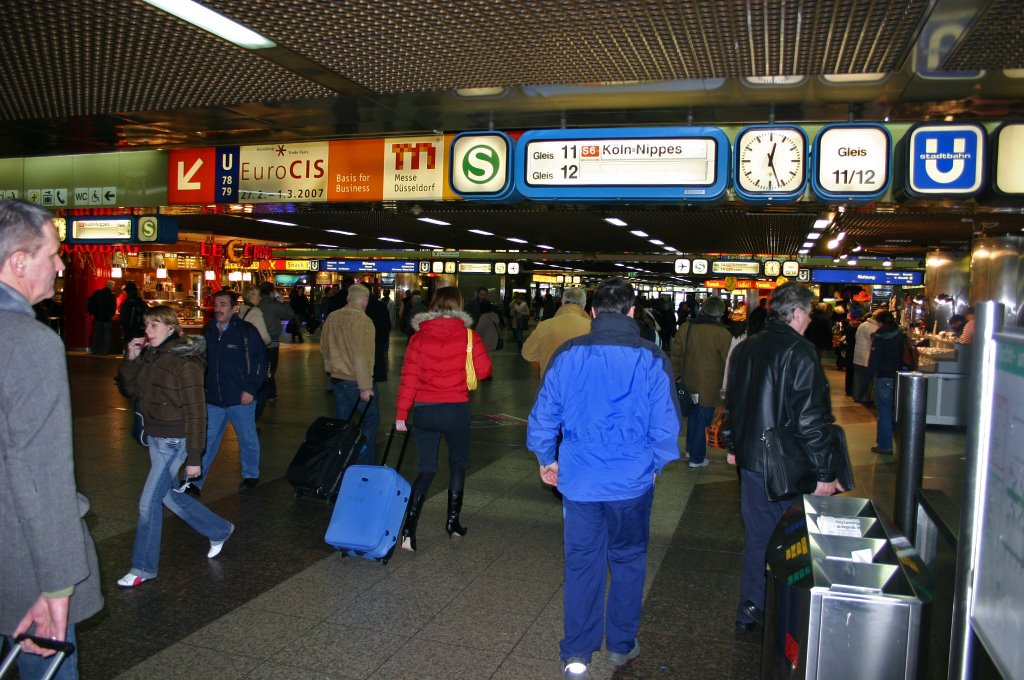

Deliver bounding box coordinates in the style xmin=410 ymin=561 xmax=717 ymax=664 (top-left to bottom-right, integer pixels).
xmin=514 ymin=127 xmax=729 ymax=201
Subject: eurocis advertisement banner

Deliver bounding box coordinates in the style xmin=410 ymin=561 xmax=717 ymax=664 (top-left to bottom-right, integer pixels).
xmin=168 ymin=137 xmax=456 ymax=204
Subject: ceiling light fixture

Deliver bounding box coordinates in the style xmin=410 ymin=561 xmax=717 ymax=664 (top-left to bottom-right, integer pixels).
xmin=605 ymin=217 xmax=628 ymax=227
xmin=417 ymin=217 xmax=451 ymax=226
xmin=826 ymin=238 xmax=840 ymax=249
xmin=378 ymin=237 xmax=403 ymax=243
xmin=839 ymin=253 xmax=848 ymax=260
xmin=326 ymin=229 xmax=356 ymax=236
xmin=506 ymin=237 xmax=528 ymax=244
xmin=649 ymin=239 xmax=664 ymax=246
xmin=833 ymin=257 xmax=841 ymax=263
xmin=882 ymin=258 xmax=893 ymax=267
xmin=798 ymin=249 xmax=810 ymax=255
xmin=806 ymin=232 xmax=821 ymax=240
xmin=258 ymin=218 xmax=297 ymax=226
xmin=851 ymin=243 xmax=863 ymax=253
xmin=420 ymin=243 xmax=442 ymax=249
xmin=614 ymin=263 xmax=625 ymax=267
xmin=536 ymin=244 xmax=554 ymax=250
xmin=630 ymin=230 xmax=649 ymax=238
xmin=812 ymin=218 xmax=831 ymax=230
xmin=802 ymin=242 xmax=814 ymax=249
xmin=847 ymin=258 xmax=858 ymax=265
xmin=315 ymin=244 xmax=338 ymax=248
xmin=142 ymin=0 xmax=276 ymax=49
xmin=468 ymin=229 xmax=493 ymax=236
xmin=663 ymin=246 xmax=678 ymax=252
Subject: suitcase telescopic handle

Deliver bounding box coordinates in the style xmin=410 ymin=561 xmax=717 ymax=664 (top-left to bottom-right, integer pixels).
xmin=0 ymin=634 xmax=75 ymax=680
xmin=380 ymin=424 xmax=410 ymax=469
xmin=346 ymin=393 xmax=374 ymax=428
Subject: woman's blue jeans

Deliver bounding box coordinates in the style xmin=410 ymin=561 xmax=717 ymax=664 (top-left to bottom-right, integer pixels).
xmin=875 ymin=377 xmax=895 ymax=451
xmin=131 ymin=437 xmax=234 ymax=578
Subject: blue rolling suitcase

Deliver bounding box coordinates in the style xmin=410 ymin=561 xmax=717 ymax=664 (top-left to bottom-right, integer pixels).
xmin=325 ymin=425 xmax=411 ymax=564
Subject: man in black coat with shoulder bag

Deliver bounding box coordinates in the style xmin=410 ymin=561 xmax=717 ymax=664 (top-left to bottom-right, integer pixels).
xmin=722 ymin=282 xmax=844 ymax=633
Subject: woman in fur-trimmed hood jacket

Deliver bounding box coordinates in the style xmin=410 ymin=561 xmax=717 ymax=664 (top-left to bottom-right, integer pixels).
xmin=394 ymin=287 xmax=492 ymax=553
xmin=115 ymin=306 xmax=234 ymax=589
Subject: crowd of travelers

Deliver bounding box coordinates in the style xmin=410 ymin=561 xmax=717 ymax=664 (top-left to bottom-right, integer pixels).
xmin=1 ymin=199 xmax=863 ymax=680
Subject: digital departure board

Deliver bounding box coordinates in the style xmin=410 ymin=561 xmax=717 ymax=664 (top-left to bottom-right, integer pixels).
xmin=811 ymin=269 xmax=923 ymax=285
xmin=514 ymin=127 xmax=729 ymax=201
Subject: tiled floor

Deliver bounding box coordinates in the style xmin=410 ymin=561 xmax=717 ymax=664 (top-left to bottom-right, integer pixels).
xmin=59 ymin=332 xmax=966 ymax=679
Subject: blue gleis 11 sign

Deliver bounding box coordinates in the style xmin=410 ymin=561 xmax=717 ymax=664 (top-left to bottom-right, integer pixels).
xmin=514 ymin=127 xmax=729 ymax=201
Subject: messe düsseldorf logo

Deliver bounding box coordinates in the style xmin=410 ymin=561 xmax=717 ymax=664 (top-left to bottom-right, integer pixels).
xmin=908 ymin=125 xmax=985 ymax=194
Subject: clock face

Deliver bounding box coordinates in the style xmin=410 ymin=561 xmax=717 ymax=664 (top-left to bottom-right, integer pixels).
xmin=737 ymin=127 xmax=806 ymax=194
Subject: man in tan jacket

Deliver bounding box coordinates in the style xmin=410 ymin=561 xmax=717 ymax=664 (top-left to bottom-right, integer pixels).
xmin=522 ymin=287 xmax=592 ymax=376
xmin=321 ymin=283 xmax=379 ymax=464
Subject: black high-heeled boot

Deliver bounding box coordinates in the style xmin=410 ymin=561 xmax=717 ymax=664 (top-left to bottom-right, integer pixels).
xmin=445 ymin=491 xmax=468 ymax=537
xmin=401 ymin=493 xmax=426 ymax=552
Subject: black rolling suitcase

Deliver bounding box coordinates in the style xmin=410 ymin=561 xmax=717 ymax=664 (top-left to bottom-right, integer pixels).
xmin=286 ymin=397 xmax=373 ymax=500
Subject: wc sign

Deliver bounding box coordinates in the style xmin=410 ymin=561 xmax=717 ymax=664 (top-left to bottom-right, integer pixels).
xmin=906 ymin=123 xmax=986 ymax=197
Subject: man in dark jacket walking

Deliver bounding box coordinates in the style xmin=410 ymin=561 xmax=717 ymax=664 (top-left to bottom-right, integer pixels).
xmin=87 ymin=280 xmax=117 ymax=354
xmin=118 ymin=281 xmax=148 ymax=342
xmin=194 ymin=290 xmax=267 ymax=491
xmin=258 ymin=281 xmax=292 ymax=400
xmin=867 ymin=311 xmax=903 ymax=455
xmin=724 ymin=282 xmax=843 ymax=632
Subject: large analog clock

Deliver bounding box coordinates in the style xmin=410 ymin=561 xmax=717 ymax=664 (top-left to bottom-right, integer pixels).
xmin=735 ymin=126 xmax=807 ymax=202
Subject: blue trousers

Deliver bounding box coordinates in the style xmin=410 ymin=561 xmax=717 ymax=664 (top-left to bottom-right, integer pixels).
xmin=331 ymin=380 xmax=380 ymax=466
xmin=132 ymin=437 xmax=233 ymax=578
xmin=738 ymin=468 xmax=796 ymax=622
xmin=561 ymin=487 xmax=654 ymax=664
xmin=196 ymin=402 xmax=261 ymax=486
xmin=3 ymin=626 xmax=78 ymax=680
xmin=685 ymin=404 xmax=715 ymax=462
xmin=875 ymin=377 xmax=895 ymax=450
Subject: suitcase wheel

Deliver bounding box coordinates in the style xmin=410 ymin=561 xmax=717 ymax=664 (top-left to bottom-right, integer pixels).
xmin=381 ymin=556 xmax=390 ymax=565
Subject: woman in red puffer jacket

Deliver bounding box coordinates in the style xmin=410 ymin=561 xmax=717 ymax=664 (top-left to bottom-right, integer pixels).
xmin=395 ymin=287 xmax=492 ymax=552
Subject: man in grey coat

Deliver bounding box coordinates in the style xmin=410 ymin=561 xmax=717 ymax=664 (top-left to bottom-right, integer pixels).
xmin=0 ymin=200 xmax=103 ymax=678
xmin=258 ymin=281 xmax=292 ymax=401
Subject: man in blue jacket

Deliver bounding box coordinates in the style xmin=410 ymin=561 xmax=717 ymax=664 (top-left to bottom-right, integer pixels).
xmin=193 ymin=289 xmax=267 ymax=492
xmin=528 ymin=277 xmax=681 ymax=678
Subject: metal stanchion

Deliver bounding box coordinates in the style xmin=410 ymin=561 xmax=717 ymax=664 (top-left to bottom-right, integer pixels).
xmin=893 ymin=371 xmax=928 ymax=544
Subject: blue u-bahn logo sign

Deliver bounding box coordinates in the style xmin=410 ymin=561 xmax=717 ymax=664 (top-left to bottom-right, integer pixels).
xmin=907 ymin=124 xmax=986 ymax=197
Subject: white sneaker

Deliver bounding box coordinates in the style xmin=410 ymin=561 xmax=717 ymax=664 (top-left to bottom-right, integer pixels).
xmin=688 ymin=459 xmax=711 ymax=468
xmin=208 ymin=524 xmax=234 ymax=559
xmin=117 ymin=572 xmax=150 ymax=588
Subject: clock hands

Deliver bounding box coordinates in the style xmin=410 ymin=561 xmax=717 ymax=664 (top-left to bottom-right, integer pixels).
xmin=767 ymin=142 xmax=781 ymax=186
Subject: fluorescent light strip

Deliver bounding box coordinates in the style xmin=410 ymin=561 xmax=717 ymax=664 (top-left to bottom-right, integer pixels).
xmin=802 ymin=242 xmax=814 ymax=249
xmin=326 ymin=229 xmax=355 ymax=236
xmin=798 ymin=249 xmax=810 ymax=254
xmin=605 ymin=217 xmax=628 ymax=227
xmin=142 ymin=0 xmax=276 ymax=49
xmin=649 ymin=239 xmax=664 ymax=246
xmin=506 ymin=237 xmax=528 ymax=244
xmin=806 ymin=232 xmax=821 ymax=240
xmin=812 ymin=218 xmax=831 ymax=230
xmin=315 ymin=244 xmax=338 ymax=248
xmin=417 ymin=217 xmax=451 ymax=226
xmin=468 ymin=229 xmax=493 ymax=236
xmin=536 ymin=244 xmax=554 ymax=250
xmin=257 ymin=218 xmax=297 ymax=226
xmin=421 ymin=243 xmax=442 ymax=249
xmin=378 ymin=237 xmax=404 ymax=243
xmin=630 ymin=230 xmax=649 ymax=238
